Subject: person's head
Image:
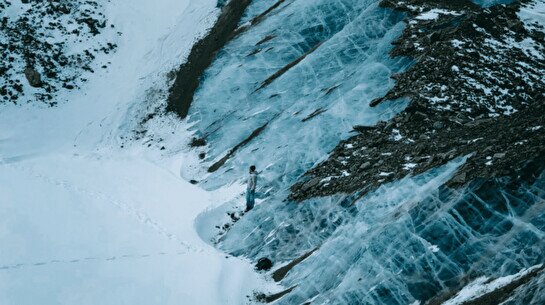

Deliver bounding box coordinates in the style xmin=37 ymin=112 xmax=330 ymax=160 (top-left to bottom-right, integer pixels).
xmin=249 ymin=165 xmax=256 ymax=173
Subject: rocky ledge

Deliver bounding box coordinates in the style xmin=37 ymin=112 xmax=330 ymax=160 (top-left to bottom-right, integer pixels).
xmin=290 ymin=0 xmax=545 ymax=201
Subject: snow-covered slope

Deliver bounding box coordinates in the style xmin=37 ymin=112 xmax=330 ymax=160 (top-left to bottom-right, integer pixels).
xmin=0 ymin=0 xmax=278 ymax=304
xmin=3 ymin=0 xmax=545 ymax=304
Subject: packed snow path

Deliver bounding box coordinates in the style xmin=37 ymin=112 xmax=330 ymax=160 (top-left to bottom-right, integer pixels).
xmin=0 ymin=0 xmax=277 ymax=304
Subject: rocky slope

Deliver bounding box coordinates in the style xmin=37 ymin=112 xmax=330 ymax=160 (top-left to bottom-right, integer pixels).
xmin=290 ymin=0 xmax=545 ymax=202
xmin=0 ymin=0 xmax=117 ymax=105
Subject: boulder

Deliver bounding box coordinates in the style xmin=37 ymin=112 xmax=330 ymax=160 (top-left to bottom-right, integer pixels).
xmin=433 ymin=121 xmax=445 ymax=129
xmin=360 ymin=162 xmax=371 ymax=170
xmin=190 ymin=137 xmax=206 ymax=147
xmin=24 ymin=67 xmax=42 ymax=87
xmin=255 ymin=257 xmax=273 ymax=271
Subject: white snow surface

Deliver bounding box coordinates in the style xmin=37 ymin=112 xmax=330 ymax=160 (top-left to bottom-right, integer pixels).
xmin=441 ymin=264 xmax=543 ymax=305
xmin=0 ymin=0 xmax=277 ymax=304
xmin=415 ymin=9 xmax=461 ymax=21
xmin=519 ymin=0 xmax=545 ymax=29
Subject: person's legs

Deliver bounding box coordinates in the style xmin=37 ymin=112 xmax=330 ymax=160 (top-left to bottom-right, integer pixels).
xmin=246 ymin=190 xmax=255 ymax=211
xmin=250 ymin=190 xmax=255 ymax=208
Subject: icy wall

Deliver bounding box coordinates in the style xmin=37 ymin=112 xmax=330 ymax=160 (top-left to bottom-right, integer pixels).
xmin=186 ymin=0 xmax=411 ymax=191
xmin=182 ymin=0 xmax=545 ymax=303
xmin=472 ymin=0 xmax=515 ymax=7
xmin=221 ymin=160 xmax=545 ymax=304
xmin=280 ymin=169 xmax=545 ymax=304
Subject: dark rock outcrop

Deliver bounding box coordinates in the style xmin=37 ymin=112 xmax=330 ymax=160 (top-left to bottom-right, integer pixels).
xmin=24 ymin=67 xmax=42 ymax=87
xmin=289 ymin=0 xmax=545 ymax=202
xmin=255 ymin=286 xmax=297 ymax=303
xmin=167 ymin=0 xmax=253 ymax=118
xmin=256 ymin=257 xmax=274 ymax=271
xmin=272 ymin=248 xmax=318 ymax=282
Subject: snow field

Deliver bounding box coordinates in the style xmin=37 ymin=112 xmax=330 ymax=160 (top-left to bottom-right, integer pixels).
xmin=0 ymin=0 xmax=279 ymax=304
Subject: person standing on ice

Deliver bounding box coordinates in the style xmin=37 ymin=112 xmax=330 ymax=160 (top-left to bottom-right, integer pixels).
xmin=246 ymin=165 xmax=258 ymax=212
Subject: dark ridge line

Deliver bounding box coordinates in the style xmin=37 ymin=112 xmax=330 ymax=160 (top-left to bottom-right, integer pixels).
xmin=272 ymin=247 xmax=319 ymax=282
xmin=166 ymin=0 xmax=253 ymax=118
xmin=254 ymin=41 xmax=325 ymax=92
xmin=256 ymin=34 xmax=277 ymax=46
xmin=256 ymin=285 xmax=297 ymax=303
xmin=246 ymin=48 xmax=262 ymax=57
xmin=460 ymin=266 xmax=545 ymax=305
xmin=207 ymin=121 xmax=270 ymax=173
xmin=301 ymin=108 xmax=327 ymax=122
xmin=322 ymin=83 xmax=341 ymax=96
xmin=200 ymin=110 xmax=237 ymax=140
xmin=250 ymin=0 xmax=287 ymax=26
xmin=369 ymin=96 xmax=385 ymax=107
xmin=352 ymin=125 xmax=377 ymax=132
xmin=233 ymin=0 xmax=289 ymax=37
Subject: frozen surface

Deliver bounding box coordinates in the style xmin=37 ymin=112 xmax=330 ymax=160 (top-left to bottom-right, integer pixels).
xmin=221 ymin=158 xmax=466 ymax=304
xmin=0 ymin=155 xmax=272 ymax=305
xmin=4 ymin=0 xmax=544 ymax=304
xmin=182 ymin=0 xmax=545 ymax=304
xmin=0 ymin=0 xmax=277 ymax=304
xmin=221 ymin=158 xmax=545 ymax=304
xmin=471 ymin=0 xmax=515 ymax=7
xmin=184 ymin=0 xmax=411 ymax=191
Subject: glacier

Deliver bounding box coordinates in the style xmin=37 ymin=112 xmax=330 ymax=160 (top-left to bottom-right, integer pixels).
xmin=216 ymin=153 xmax=545 ymax=304
xmin=185 ymin=0 xmax=412 ymax=191
xmin=472 ymin=0 xmax=515 ymax=7
xmin=184 ymin=0 xmax=545 ymax=304
xmin=2 ymin=0 xmax=545 ymax=303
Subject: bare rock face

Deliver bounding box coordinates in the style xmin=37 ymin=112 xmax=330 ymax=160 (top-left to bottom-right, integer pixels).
xmin=255 ymin=257 xmax=273 ymax=271
xmin=24 ymin=67 xmax=42 ymax=87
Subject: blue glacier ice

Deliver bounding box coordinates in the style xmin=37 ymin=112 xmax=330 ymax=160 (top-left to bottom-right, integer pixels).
xmin=471 ymin=0 xmax=515 ymax=7
xmin=219 ymin=160 xmax=545 ymax=304
xmin=188 ymin=0 xmax=411 ymax=191
xmin=186 ymin=0 xmax=545 ymax=304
